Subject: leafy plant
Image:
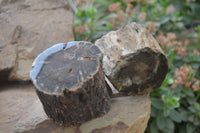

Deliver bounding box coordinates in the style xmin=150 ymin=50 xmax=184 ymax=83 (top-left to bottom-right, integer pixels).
xmin=73 ymin=0 xmax=200 ymax=132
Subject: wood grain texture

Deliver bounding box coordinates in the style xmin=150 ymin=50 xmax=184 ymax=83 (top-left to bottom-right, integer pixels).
xmin=95 ymin=22 xmax=168 ymax=95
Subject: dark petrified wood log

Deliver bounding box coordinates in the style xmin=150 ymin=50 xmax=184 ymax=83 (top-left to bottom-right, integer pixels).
xmin=30 ymin=41 xmax=110 ymax=126
xmin=95 ymin=22 xmax=168 ymax=95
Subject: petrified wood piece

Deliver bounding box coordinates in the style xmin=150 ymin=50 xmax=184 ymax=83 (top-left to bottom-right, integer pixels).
xmin=30 ymin=41 xmax=110 ymax=126
xmin=95 ymin=22 xmax=168 ymax=95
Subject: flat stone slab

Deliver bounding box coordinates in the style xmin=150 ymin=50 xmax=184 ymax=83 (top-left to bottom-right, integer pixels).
xmin=0 ymin=0 xmax=74 ymax=81
xmin=0 ymin=82 xmax=46 ymax=133
xmin=0 ymin=83 xmax=151 ymax=133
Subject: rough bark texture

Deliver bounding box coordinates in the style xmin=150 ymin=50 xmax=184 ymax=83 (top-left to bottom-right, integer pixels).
xmin=95 ymin=22 xmax=168 ymax=95
xmin=0 ymin=0 xmax=74 ymax=81
xmin=30 ymin=41 xmax=110 ymax=126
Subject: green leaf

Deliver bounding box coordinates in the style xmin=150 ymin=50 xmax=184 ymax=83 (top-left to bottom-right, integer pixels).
xmin=106 ymin=24 xmax=113 ymax=30
xmin=185 ymin=89 xmax=195 ymax=97
xmin=194 ymin=119 xmax=200 ymax=126
xmin=186 ymin=123 xmax=196 ymax=133
xmin=169 ymin=109 xmax=182 ymax=123
xmin=175 ymin=22 xmax=184 ymax=28
xmin=141 ymin=6 xmax=147 ymax=12
xmin=160 ymin=16 xmax=170 ymax=24
xmin=187 ymin=33 xmax=198 ymax=39
xmin=168 ymin=78 xmax=174 ymax=85
xmin=188 ymin=106 xmax=197 ymax=113
xmin=150 ymin=120 xmax=158 ymax=133
xmin=194 ymin=102 xmax=200 ymax=111
xmin=196 ymin=90 xmax=200 ymax=100
xmin=197 ymin=25 xmax=200 ymax=33
xmin=161 ymin=95 xmax=168 ymax=103
xmin=156 ymin=115 xmax=166 ymax=130
xmin=163 ymin=109 xmax=171 ymax=117
xmin=179 ymin=126 xmax=187 ymax=133
xmin=89 ymin=8 xmax=96 ymax=17
xmin=95 ymin=0 xmax=110 ymax=6
xmin=151 ymin=98 xmax=164 ymax=109
xmin=151 ymin=106 xmax=159 ymax=117
xmin=166 ymin=118 xmax=175 ymax=130
xmin=189 ymin=3 xmax=200 ymax=17
xmin=180 ymin=111 xmax=191 ymax=121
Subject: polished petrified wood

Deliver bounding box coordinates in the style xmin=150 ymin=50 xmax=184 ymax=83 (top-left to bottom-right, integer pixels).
xmin=30 ymin=41 xmax=110 ymax=126
xmin=95 ymin=22 xmax=168 ymax=95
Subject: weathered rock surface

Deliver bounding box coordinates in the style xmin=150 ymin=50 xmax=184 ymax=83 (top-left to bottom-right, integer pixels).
xmin=0 ymin=83 xmax=151 ymax=133
xmin=0 ymin=45 xmax=17 ymax=80
xmin=0 ymin=82 xmax=47 ymax=133
xmin=0 ymin=0 xmax=74 ymax=81
xmin=95 ymin=22 xmax=168 ymax=95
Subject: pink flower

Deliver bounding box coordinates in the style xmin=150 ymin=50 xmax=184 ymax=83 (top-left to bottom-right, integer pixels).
xmin=146 ymin=21 xmax=156 ymax=33
xmin=75 ymin=0 xmax=87 ymax=6
xmin=123 ymin=0 xmax=133 ymax=3
xmin=192 ymin=81 xmax=199 ymax=92
xmin=156 ymin=34 xmax=167 ymax=46
xmin=140 ymin=12 xmax=147 ymax=22
xmin=167 ymin=32 xmax=176 ymax=40
xmin=185 ymin=82 xmax=192 ymax=88
xmin=176 ymin=47 xmax=187 ymax=57
xmin=184 ymin=40 xmax=189 ymax=46
xmin=117 ymin=10 xmax=125 ymax=21
xmin=108 ymin=2 xmax=121 ymax=12
xmin=193 ymin=49 xmax=200 ymax=56
xmin=172 ymin=65 xmax=198 ymax=91
xmin=74 ymin=25 xmax=86 ymax=34
xmin=125 ymin=3 xmax=133 ymax=14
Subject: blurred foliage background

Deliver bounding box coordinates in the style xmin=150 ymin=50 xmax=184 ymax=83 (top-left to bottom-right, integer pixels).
xmin=72 ymin=0 xmax=200 ymax=132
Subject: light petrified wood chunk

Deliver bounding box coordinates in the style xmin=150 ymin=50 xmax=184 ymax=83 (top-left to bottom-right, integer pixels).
xmin=95 ymin=22 xmax=168 ymax=95
xmin=30 ymin=41 xmax=110 ymax=126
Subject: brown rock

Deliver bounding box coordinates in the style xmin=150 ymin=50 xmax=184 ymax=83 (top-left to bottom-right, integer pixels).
xmin=0 ymin=82 xmax=47 ymax=133
xmin=0 ymin=45 xmax=17 ymax=80
xmin=95 ymin=22 xmax=168 ymax=95
xmin=0 ymin=10 xmax=18 ymax=80
xmin=0 ymin=0 xmax=68 ymax=13
xmin=0 ymin=83 xmax=150 ymax=133
xmin=0 ymin=0 xmax=74 ymax=81
xmin=24 ymin=0 xmax=68 ymax=10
